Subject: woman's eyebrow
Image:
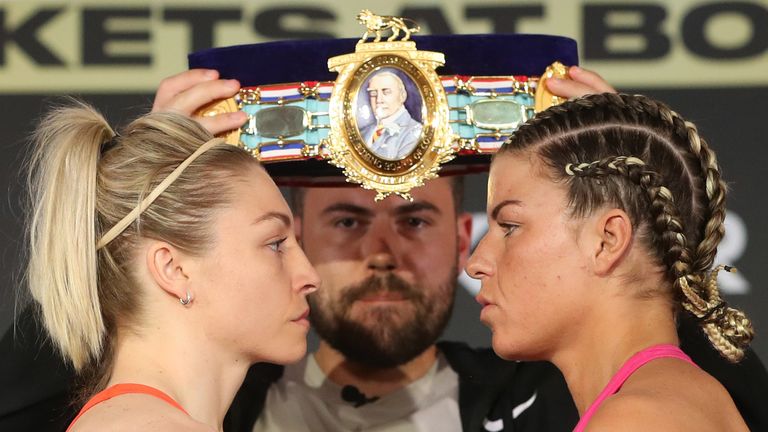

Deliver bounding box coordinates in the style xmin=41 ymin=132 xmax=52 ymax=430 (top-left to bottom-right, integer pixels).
xmin=490 ymin=199 xmax=523 ymax=220
xmin=252 ymin=211 xmax=291 ymax=227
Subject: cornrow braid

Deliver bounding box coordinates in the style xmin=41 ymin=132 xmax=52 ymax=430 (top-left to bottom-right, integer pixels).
xmin=565 ymin=156 xmax=693 ymax=289
xmin=650 ymin=103 xmax=754 ymax=362
xmin=652 ymin=101 xmax=726 ymax=274
xmin=501 ymin=93 xmax=753 ymax=362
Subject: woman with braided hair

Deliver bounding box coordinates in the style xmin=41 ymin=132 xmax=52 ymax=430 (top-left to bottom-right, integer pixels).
xmin=25 ymin=100 xmax=319 ymax=431
xmin=467 ymin=92 xmax=753 ymax=431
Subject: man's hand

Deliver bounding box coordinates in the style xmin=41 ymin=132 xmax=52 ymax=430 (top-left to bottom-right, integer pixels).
xmin=152 ymin=69 xmax=247 ymax=135
xmin=545 ymin=66 xmax=616 ymax=99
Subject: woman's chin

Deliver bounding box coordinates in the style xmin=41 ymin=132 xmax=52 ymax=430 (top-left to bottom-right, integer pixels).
xmin=276 ymin=339 xmax=309 ymax=365
xmin=491 ymin=335 xmax=537 ymax=362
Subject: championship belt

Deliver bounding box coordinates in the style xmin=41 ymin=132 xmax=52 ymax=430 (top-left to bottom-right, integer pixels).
xmin=191 ymin=10 xmax=576 ymax=200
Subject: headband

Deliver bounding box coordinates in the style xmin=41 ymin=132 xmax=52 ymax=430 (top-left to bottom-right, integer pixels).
xmin=96 ymin=137 xmax=224 ymax=250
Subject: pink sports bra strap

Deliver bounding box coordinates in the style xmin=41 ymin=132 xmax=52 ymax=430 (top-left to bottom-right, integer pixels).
xmin=66 ymin=383 xmax=189 ymax=431
xmin=573 ymin=344 xmax=695 ymax=432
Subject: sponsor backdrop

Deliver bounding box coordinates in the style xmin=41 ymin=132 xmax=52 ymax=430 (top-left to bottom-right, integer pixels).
xmin=2 ymin=0 xmax=767 ymax=361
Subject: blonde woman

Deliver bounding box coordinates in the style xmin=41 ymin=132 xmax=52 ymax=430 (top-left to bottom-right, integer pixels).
xmin=26 ymin=100 xmax=319 ymax=431
xmin=467 ymin=93 xmax=753 ymax=431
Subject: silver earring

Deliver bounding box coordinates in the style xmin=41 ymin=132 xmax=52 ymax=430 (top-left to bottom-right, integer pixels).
xmin=179 ymin=291 xmax=192 ymax=306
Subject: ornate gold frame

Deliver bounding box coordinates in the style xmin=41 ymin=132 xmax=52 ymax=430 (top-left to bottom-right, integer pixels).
xmin=326 ymin=41 xmax=454 ymax=200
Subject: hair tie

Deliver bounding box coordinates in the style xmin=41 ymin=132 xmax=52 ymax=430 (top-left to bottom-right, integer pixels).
xmin=697 ymin=301 xmax=728 ymax=323
xmin=101 ymin=134 xmax=119 ymax=155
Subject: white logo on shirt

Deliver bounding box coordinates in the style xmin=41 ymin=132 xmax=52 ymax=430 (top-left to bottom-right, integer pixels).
xmin=481 ymin=391 xmax=538 ymax=431
xmin=512 ymin=392 xmax=537 ymax=419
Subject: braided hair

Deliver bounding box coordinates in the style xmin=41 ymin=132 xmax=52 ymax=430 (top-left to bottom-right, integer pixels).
xmin=499 ymin=93 xmax=753 ymax=362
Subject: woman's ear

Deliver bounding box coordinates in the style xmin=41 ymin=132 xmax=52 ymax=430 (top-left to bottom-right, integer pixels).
xmin=589 ymin=208 xmax=633 ymax=276
xmin=145 ymin=241 xmax=191 ymax=302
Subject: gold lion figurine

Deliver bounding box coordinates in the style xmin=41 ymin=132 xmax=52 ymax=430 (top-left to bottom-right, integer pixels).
xmin=356 ymin=9 xmax=420 ymax=42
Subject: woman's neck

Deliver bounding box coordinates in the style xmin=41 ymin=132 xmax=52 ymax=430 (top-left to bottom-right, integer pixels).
xmin=550 ymin=297 xmax=680 ymax=415
xmin=108 ymin=321 xmax=250 ymax=431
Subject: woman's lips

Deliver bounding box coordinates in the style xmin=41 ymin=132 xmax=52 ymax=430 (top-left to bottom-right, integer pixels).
xmin=291 ymin=308 xmax=310 ymax=327
xmin=475 ymin=294 xmax=491 ymax=307
xmin=476 ymin=294 xmax=496 ymax=323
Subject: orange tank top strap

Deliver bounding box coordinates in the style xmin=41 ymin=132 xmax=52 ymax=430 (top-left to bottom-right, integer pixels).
xmin=66 ymin=383 xmax=189 ymax=431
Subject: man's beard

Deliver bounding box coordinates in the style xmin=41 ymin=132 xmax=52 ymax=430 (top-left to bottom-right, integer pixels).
xmin=309 ymin=270 xmax=457 ymax=368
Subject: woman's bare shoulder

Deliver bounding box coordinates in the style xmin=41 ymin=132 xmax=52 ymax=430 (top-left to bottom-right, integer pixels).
xmin=585 ymin=358 xmax=748 ymax=432
xmin=68 ymin=393 xmax=213 ymax=432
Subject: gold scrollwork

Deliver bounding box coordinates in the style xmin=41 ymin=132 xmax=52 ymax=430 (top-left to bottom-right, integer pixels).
xmin=298 ymin=81 xmax=321 ymax=99
xmin=534 ymin=61 xmax=568 ymax=112
xmin=327 ymin=37 xmax=453 ymax=200
xmin=454 ymin=76 xmax=476 ymax=95
xmin=238 ymin=88 xmax=260 ymax=105
xmin=194 ymin=97 xmax=241 ymax=146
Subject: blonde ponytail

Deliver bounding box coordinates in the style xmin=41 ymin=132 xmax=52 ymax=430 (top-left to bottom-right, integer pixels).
xmin=26 ymin=99 xmax=257 ymax=391
xmin=26 ymin=99 xmax=115 ymax=370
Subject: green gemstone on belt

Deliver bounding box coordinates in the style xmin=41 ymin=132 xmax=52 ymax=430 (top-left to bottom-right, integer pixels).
xmin=469 ymin=99 xmax=526 ymax=130
xmin=255 ymin=106 xmax=308 ymax=138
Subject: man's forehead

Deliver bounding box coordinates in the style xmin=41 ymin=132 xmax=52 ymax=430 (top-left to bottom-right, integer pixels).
xmin=303 ymin=179 xmax=454 ymax=211
xmin=368 ymin=74 xmax=396 ymax=87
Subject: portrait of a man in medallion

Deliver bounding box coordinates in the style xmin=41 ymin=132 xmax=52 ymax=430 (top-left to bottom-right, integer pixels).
xmin=357 ymin=68 xmax=423 ymax=160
